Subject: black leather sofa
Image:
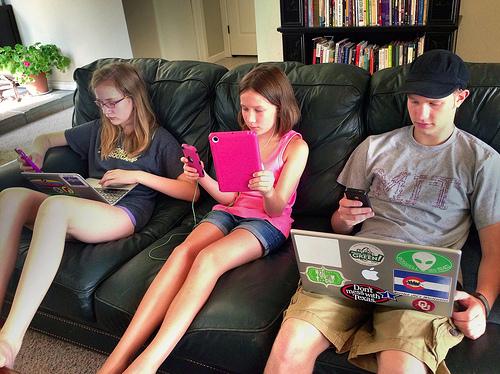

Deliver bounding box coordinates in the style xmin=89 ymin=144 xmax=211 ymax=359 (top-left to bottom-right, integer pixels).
xmin=1 ymin=58 xmax=498 ymax=373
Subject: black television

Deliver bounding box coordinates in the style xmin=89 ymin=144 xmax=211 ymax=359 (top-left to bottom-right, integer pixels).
xmin=0 ymin=4 xmax=21 ymax=47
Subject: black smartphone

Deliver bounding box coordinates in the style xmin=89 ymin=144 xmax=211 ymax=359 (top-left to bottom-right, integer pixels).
xmin=345 ymin=187 xmax=372 ymax=208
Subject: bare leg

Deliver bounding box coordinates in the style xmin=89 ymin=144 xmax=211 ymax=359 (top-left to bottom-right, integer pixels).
xmin=264 ymin=318 xmax=331 ymax=374
xmin=0 ymin=195 xmax=134 ymax=369
xmin=123 ymin=229 xmax=264 ymax=374
xmin=98 ymin=222 xmax=225 ymax=374
xmin=377 ymin=350 xmax=429 ymax=374
xmin=0 ymin=188 xmax=47 ymax=312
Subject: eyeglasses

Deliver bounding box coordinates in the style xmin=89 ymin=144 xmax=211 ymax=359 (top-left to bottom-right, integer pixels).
xmin=94 ymin=96 xmax=127 ymax=110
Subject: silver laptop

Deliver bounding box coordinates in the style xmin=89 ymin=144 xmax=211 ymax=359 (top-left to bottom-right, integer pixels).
xmin=290 ymin=229 xmax=462 ymax=317
xmin=22 ymin=172 xmax=136 ymax=205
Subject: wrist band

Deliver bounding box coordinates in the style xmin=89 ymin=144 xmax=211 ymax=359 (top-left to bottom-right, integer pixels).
xmin=471 ymin=292 xmax=490 ymax=318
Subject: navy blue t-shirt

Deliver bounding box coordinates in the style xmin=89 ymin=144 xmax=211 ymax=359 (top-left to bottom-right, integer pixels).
xmin=65 ymin=119 xmax=184 ymax=230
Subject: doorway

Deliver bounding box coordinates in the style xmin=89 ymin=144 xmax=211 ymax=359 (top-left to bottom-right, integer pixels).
xmin=224 ymin=0 xmax=257 ymax=56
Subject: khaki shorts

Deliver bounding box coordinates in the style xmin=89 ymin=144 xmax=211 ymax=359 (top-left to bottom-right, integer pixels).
xmin=283 ymin=286 xmax=464 ymax=374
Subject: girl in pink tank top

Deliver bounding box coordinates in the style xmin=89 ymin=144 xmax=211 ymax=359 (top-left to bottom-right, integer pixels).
xmin=99 ymin=65 xmax=309 ymax=374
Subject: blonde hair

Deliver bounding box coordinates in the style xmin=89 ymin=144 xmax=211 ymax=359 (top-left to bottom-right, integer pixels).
xmin=91 ymin=62 xmax=158 ymax=159
xmin=238 ymin=65 xmax=300 ymax=136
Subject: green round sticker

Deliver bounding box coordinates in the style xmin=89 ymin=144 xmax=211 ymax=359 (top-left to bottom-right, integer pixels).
xmin=395 ymin=250 xmax=453 ymax=274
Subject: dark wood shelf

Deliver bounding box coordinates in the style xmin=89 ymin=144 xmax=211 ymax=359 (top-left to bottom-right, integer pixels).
xmin=278 ymin=25 xmax=456 ymax=33
xmin=279 ymin=0 xmax=461 ymax=65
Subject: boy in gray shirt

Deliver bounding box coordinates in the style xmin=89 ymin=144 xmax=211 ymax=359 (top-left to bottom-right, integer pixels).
xmin=265 ymin=50 xmax=500 ymax=374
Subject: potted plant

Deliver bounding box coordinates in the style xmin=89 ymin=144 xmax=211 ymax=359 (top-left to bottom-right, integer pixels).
xmin=0 ymin=42 xmax=70 ymax=95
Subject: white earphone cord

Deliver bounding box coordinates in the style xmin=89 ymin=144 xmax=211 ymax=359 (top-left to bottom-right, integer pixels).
xmin=148 ymin=180 xmax=199 ymax=261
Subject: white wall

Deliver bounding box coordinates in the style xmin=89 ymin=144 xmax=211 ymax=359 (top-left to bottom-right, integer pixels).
xmin=255 ymin=0 xmax=283 ymax=62
xmin=122 ymin=0 xmax=162 ymax=58
xmin=203 ymin=0 xmax=224 ymax=58
xmin=153 ymin=0 xmax=199 ymax=60
xmin=456 ymin=0 xmax=500 ymax=62
xmin=7 ymin=0 xmax=133 ymax=89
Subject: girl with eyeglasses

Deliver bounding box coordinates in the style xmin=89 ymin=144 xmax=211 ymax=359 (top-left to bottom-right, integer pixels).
xmin=0 ymin=62 xmax=197 ymax=370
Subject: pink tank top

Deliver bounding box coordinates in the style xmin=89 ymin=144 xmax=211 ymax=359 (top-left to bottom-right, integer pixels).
xmin=213 ymin=130 xmax=301 ymax=237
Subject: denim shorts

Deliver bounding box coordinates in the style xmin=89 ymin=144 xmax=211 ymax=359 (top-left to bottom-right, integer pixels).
xmin=200 ymin=210 xmax=286 ymax=256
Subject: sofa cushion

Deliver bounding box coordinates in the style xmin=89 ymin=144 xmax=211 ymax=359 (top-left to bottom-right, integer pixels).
xmin=5 ymin=189 xmax=192 ymax=322
xmin=214 ymin=62 xmax=370 ymax=217
xmin=94 ymin=196 xmax=298 ymax=373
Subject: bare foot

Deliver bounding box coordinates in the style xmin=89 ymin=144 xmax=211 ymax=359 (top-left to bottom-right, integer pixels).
xmin=0 ymin=340 xmax=16 ymax=369
xmin=97 ymin=351 xmax=139 ymax=374
xmin=122 ymin=359 xmax=158 ymax=374
xmin=97 ymin=359 xmax=129 ymax=374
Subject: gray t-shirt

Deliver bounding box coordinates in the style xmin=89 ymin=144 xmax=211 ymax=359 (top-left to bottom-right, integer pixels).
xmin=65 ymin=119 xmax=184 ymax=230
xmin=337 ymin=126 xmax=500 ymax=250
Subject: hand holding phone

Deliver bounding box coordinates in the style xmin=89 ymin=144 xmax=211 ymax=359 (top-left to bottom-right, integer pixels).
xmin=345 ymin=187 xmax=371 ymax=208
xmin=15 ymin=147 xmax=42 ymax=173
xmin=181 ymin=144 xmax=204 ymax=177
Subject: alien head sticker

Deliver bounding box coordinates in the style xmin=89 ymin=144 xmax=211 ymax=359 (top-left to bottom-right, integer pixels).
xmin=395 ymin=250 xmax=453 ymax=274
xmin=348 ymin=243 xmax=385 ymax=266
xmin=303 ymin=266 xmax=349 ymax=287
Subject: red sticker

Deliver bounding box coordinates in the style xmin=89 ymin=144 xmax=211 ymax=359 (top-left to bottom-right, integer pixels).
xmin=412 ymin=298 xmax=435 ymax=312
xmin=402 ymin=276 xmax=424 ymax=290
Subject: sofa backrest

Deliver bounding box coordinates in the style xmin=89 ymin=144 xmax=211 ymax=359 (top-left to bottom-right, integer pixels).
xmin=367 ymin=63 xmax=500 ymax=153
xmin=214 ymin=62 xmax=370 ymax=217
xmin=72 ymin=58 xmax=227 ymax=163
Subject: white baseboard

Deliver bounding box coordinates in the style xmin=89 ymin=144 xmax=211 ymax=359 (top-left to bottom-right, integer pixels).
xmin=207 ymin=51 xmax=226 ymax=63
xmin=49 ymin=81 xmax=77 ymax=91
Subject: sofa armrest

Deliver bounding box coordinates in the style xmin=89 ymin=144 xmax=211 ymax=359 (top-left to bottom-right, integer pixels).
xmin=42 ymin=146 xmax=87 ymax=175
xmin=0 ymin=161 xmax=29 ymax=191
xmin=0 ymin=146 xmax=87 ymax=192
xmin=446 ymin=322 xmax=500 ymax=373
xmin=460 ymin=227 xmax=499 ymax=323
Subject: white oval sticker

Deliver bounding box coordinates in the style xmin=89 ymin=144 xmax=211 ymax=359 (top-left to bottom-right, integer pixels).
xmin=348 ymin=243 xmax=385 ymax=266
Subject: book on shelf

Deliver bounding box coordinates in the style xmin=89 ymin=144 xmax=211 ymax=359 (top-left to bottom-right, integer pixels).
xmin=311 ymin=35 xmax=426 ymax=72
xmin=306 ymin=0 xmax=428 ymax=27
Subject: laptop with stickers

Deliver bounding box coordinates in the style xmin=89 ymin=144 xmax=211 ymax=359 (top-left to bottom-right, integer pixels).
xmin=290 ymin=229 xmax=462 ymax=317
xmin=22 ymin=172 xmax=136 ymax=205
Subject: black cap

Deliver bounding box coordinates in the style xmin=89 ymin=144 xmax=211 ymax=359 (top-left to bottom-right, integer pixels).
xmin=399 ymin=49 xmax=469 ymax=99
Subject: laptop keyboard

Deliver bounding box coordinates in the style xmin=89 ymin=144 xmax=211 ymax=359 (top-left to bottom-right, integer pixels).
xmin=94 ymin=188 xmax=129 ymax=204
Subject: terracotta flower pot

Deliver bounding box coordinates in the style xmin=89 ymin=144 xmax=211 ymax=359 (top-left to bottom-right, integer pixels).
xmin=25 ymin=72 xmax=50 ymax=95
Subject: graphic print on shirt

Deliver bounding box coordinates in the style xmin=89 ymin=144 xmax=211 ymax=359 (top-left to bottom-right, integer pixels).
xmin=371 ymin=169 xmax=461 ymax=210
xmin=108 ymin=147 xmax=139 ymax=162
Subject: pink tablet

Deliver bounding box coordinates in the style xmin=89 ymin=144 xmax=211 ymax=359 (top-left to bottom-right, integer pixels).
xmin=209 ymin=131 xmax=262 ymax=192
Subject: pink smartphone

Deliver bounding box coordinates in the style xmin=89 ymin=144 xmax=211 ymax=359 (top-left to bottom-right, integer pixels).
xmin=181 ymin=144 xmax=204 ymax=177
xmin=209 ymin=131 xmax=262 ymax=192
xmin=15 ymin=147 xmax=42 ymax=173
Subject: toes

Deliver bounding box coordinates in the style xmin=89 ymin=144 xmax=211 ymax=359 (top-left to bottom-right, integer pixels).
xmin=0 ymin=340 xmax=15 ymax=369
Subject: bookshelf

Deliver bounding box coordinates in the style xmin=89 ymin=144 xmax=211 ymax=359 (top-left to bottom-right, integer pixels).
xmin=278 ymin=0 xmax=461 ymax=69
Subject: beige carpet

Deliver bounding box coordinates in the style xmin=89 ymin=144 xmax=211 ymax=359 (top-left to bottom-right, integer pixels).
xmin=0 ymin=107 xmax=73 ymax=167
xmin=14 ymin=329 xmax=107 ymax=374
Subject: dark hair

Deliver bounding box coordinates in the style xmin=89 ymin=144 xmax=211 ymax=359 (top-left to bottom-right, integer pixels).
xmin=238 ymin=64 xmax=300 ymax=136
xmin=91 ymin=62 xmax=158 ymax=159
